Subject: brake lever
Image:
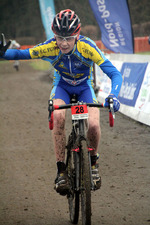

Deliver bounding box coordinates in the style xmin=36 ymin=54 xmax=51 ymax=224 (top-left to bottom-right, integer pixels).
xmin=109 ymin=98 xmax=115 ymax=119
xmin=48 ymin=100 xmax=54 ymax=121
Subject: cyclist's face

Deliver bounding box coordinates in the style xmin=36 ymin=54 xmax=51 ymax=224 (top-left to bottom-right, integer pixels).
xmin=55 ymin=35 xmax=77 ymax=54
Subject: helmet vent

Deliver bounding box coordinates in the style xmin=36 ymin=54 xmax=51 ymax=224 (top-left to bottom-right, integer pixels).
xmin=52 ymin=9 xmax=81 ymax=37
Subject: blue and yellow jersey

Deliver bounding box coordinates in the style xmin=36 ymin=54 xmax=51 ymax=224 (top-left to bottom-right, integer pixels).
xmin=28 ymin=35 xmax=106 ymax=86
xmin=3 ymin=35 xmax=122 ymax=97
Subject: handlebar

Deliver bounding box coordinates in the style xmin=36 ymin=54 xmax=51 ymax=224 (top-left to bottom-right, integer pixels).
xmin=48 ymin=100 xmax=115 ymax=130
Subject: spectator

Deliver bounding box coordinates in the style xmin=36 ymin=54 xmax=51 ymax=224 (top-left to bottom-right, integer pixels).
xmin=9 ymin=40 xmax=21 ymax=71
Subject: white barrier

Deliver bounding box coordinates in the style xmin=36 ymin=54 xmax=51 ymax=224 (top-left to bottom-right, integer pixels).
xmin=96 ymin=54 xmax=150 ymax=126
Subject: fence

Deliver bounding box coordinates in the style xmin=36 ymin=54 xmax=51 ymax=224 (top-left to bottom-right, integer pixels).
xmin=95 ymin=36 xmax=150 ymax=53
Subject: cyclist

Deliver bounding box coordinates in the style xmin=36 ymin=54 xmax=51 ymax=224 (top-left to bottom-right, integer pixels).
xmin=0 ymin=9 xmax=122 ymax=195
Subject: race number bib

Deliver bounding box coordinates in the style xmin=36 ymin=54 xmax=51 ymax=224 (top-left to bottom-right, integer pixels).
xmin=71 ymin=105 xmax=88 ymax=120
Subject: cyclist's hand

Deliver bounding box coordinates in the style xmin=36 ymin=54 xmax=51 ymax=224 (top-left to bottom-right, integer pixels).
xmin=104 ymin=94 xmax=120 ymax=112
xmin=0 ymin=33 xmax=11 ymax=56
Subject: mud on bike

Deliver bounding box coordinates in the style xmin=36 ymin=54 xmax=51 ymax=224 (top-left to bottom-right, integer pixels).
xmin=48 ymin=95 xmax=115 ymax=225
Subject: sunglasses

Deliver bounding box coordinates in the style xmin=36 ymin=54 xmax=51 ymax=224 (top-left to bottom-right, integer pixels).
xmin=55 ymin=35 xmax=77 ymax=42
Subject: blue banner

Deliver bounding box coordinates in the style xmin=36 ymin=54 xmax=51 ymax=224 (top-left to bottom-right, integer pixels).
xmin=89 ymin=0 xmax=134 ymax=53
xmin=38 ymin=0 xmax=55 ymax=39
xmin=119 ymin=63 xmax=148 ymax=106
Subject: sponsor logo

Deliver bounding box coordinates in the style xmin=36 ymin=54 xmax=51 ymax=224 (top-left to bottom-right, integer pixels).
xmin=73 ymin=61 xmax=82 ymax=68
xmin=58 ymin=62 xmax=67 ymax=70
xmin=32 ymin=46 xmax=57 ymax=56
xmin=62 ymin=76 xmax=87 ymax=86
xmin=47 ymin=46 xmax=58 ymax=52
xmin=32 ymin=50 xmax=39 ymax=56
xmin=62 ymin=72 xmax=84 ymax=79
xmin=82 ymin=48 xmax=94 ymax=57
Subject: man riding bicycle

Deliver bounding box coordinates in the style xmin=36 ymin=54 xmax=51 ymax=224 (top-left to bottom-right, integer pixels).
xmin=0 ymin=9 xmax=122 ymax=195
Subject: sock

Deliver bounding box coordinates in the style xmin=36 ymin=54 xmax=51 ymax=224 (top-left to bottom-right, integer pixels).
xmin=91 ymin=153 xmax=99 ymax=166
xmin=57 ymin=161 xmax=66 ymax=173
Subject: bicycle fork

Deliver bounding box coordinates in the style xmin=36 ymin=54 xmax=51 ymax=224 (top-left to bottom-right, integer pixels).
xmin=74 ymin=152 xmax=80 ymax=191
xmin=74 ymin=147 xmax=95 ymax=192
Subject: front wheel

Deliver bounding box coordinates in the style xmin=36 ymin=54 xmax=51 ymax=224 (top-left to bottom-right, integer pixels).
xmin=67 ymin=151 xmax=80 ymax=224
xmin=80 ymin=140 xmax=91 ymax=225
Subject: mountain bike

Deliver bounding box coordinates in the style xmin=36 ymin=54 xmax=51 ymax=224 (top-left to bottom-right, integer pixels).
xmin=48 ymin=95 xmax=115 ymax=225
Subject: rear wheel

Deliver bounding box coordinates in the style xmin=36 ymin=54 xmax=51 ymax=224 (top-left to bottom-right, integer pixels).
xmin=67 ymin=151 xmax=80 ymax=224
xmin=80 ymin=140 xmax=91 ymax=225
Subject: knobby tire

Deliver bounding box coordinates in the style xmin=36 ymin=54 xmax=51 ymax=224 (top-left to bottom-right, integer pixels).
xmin=67 ymin=150 xmax=80 ymax=224
xmin=80 ymin=139 xmax=91 ymax=225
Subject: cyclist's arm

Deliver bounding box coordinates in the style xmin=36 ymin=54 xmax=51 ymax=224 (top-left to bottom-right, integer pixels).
xmin=1 ymin=38 xmax=57 ymax=60
xmin=82 ymin=38 xmax=122 ymax=97
xmin=77 ymin=37 xmax=122 ymax=99
xmin=100 ymin=59 xmax=123 ymax=97
xmin=90 ymin=44 xmax=122 ymax=97
xmin=2 ymin=48 xmax=31 ymax=60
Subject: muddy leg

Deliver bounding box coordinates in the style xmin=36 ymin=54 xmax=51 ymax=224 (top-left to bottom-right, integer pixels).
xmin=52 ymin=99 xmax=66 ymax=162
xmin=87 ymin=107 xmax=101 ymax=156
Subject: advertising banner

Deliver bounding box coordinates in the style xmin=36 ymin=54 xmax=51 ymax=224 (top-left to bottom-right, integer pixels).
xmin=95 ymin=59 xmax=123 ymax=100
xmin=38 ymin=0 xmax=55 ymax=39
xmin=119 ymin=63 xmax=148 ymax=106
xmin=135 ymin=63 xmax=150 ymax=115
xmin=89 ymin=0 xmax=134 ymax=53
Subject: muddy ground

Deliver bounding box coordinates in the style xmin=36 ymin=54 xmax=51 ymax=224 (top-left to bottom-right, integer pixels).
xmin=0 ymin=61 xmax=150 ymax=225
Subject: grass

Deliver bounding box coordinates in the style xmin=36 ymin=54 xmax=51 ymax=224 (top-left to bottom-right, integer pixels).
xmin=136 ymin=51 xmax=150 ymax=55
xmin=0 ymin=59 xmax=53 ymax=72
xmin=29 ymin=60 xmax=51 ymax=71
xmin=0 ymin=60 xmax=12 ymax=64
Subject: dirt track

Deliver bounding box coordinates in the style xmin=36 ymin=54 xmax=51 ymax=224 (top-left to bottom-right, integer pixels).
xmin=0 ymin=61 xmax=150 ymax=225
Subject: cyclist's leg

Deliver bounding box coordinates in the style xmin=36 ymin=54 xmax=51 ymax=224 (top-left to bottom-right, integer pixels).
xmin=88 ymin=107 xmax=101 ymax=189
xmin=78 ymin=84 xmax=101 ymax=156
xmin=50 ymin=85 xmax=70 ymax=194
xmin=50 ymin=85 xmax=70 ymax=162
xmin=87 ymin=107 xmax=101 ymax=156
xmin=52 ymin=98 xmax=66 ymax=162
